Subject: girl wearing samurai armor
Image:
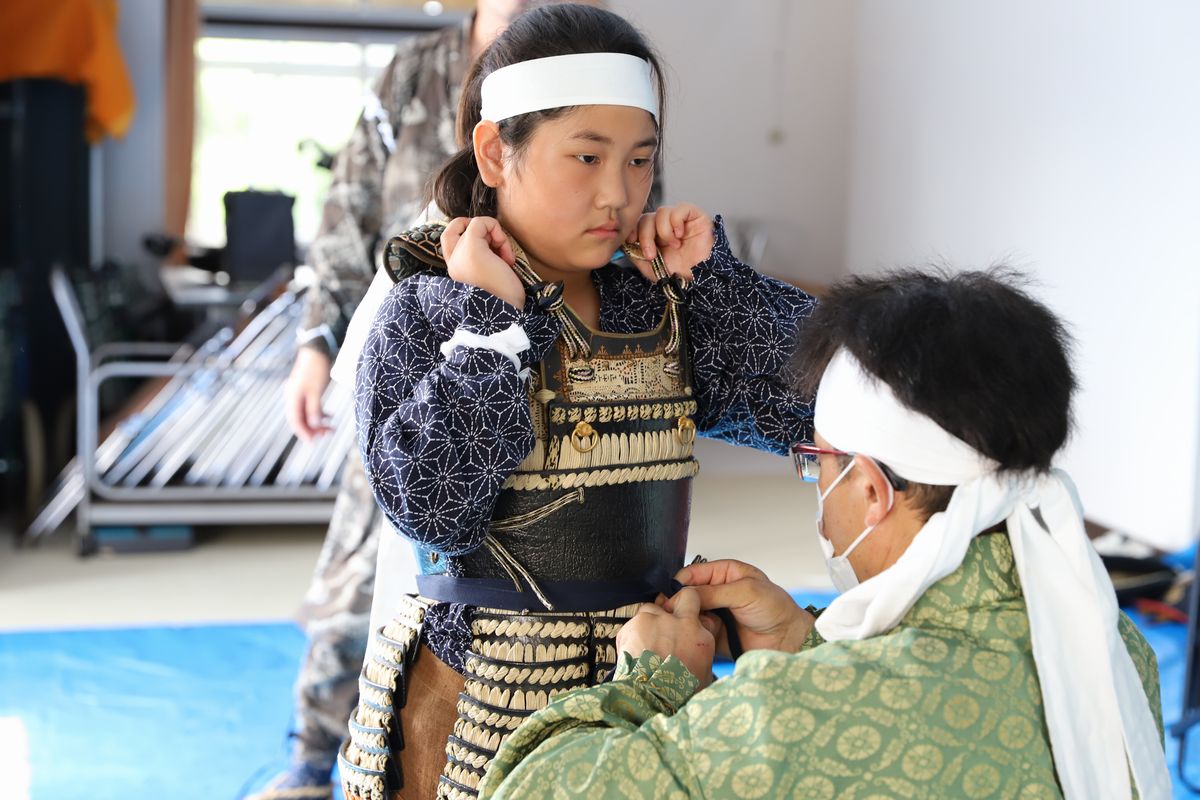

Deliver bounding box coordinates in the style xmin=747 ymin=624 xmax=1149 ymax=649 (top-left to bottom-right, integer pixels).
xmin=339 ymin=4 xmax=816 ymax=798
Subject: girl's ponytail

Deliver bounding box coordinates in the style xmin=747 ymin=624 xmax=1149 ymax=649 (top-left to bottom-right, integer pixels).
xmin=431 ymin=146 xmax=496 ymax=219
xmin=430 ymin=57 xmax=494 ymax=218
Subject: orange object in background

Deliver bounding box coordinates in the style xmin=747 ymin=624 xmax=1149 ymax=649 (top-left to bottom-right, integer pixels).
xmin=0 ymin=0 xmax=135 ymax=140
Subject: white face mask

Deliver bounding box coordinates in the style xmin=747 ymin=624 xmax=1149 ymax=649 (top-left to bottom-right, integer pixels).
xmin=815 ymin=457 xmax=894 ymax=593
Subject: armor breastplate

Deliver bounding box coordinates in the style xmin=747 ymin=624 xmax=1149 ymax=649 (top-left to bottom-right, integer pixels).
xmin=452 ymin=298 xmax=698 ymax=608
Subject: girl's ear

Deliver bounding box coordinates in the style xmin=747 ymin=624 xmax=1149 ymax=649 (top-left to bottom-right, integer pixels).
xmin=473 ymin=121 xmax=504 ymax=188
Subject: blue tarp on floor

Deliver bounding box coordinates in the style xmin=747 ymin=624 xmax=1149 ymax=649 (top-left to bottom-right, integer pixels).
xmin=0 ymin=595 xmax=1197 ymax=798
xmin=0 ymin=623 xmax=312 ymax=800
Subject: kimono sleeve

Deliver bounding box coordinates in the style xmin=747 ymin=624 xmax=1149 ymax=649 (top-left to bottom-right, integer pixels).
xmin=687 ymin=217 xmax=817 ymax=455
xmin=355 ymin=274 xmax=559 ymax=555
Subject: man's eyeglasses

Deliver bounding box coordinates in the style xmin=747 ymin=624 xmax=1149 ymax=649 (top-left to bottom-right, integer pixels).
xmin=790 ymin=442 xmax=851 ymax=483
xmin=789 ymin=441 xmax=910 ymax=490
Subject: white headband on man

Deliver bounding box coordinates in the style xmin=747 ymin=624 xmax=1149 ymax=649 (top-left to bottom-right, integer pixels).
xmin=811 ymin=347 xmax=1168 ymax=800
xmin=479 ymin=52 xmax=658 ymax=124
xmin=814 ymin=348 xmax=999 ymax=485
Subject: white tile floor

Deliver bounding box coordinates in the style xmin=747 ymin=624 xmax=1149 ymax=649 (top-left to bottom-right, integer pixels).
xmin=0 ymin=438 xmax=827 ymax=631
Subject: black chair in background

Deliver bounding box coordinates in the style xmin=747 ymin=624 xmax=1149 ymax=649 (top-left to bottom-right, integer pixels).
xmin=222 ymin=189 xmax=296 ymax=286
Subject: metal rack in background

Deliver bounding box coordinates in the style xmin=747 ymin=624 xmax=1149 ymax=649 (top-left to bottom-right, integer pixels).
xmin=23 ymin=268 xmax=353 ymax=554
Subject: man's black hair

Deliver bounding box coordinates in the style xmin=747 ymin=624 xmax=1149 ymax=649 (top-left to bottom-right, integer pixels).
xmin=794 ymin=268 xmax=1076 ymax=517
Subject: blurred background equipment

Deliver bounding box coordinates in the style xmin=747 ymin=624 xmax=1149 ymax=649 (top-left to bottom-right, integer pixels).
xmin=0 ymin=77 xmax=96 ymax=522
xmin=23 ymin=269 xmax=352 ymax=554
xmin=222 ymin=188 xmax=297 ymax=284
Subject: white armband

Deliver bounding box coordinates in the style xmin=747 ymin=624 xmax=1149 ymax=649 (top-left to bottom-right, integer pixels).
xmin=440 ymin=323 xmax=531 ymax=377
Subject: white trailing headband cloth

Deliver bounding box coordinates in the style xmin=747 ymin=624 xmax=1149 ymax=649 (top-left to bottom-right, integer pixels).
xmin=479 ymin=52 xmax=658 ymax=124
xmin=812 ymin=348 xmax=1169 ymax=800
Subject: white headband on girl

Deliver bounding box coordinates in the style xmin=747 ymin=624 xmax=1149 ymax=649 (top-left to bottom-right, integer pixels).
xmin=479 ymin=52 xmax=658 ymax=123
xmin=812 ymin=348 xmax=1168 ymax=800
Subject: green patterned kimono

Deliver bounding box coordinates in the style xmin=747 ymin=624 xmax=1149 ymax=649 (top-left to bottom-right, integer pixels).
xmin=478 ymin=532 xmax=1164 ymax=799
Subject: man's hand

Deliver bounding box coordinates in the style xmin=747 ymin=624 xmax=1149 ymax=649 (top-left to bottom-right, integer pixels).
xmin=625 ymin=202 xmax=715 ymax=283
xmin=285 ymin=347 xmax=333 ymax=441
xmin=442 ymin=216 xmax=526 ymax=309
xmin=676 ymin=560 xmax=815 ymax=657
xmin=616 ymin=587 xmax=716 ymax=689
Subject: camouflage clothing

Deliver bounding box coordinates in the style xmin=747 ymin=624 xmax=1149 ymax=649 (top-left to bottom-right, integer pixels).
xmin=293 ymin=453 xmax=385 ymax=769
xmin=298 ymin=20 xmax=470 ymax=357
xmin=289 ymin=19 xmax=470 ymax=771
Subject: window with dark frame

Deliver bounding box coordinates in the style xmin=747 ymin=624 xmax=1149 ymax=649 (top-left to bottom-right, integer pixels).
xmin=187 ymin=0 xmax=470 ymax=250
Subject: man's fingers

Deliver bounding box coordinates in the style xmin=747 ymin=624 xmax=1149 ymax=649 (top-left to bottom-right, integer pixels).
xmin=676 ymin=559 xmax=762 ymax=587
xmin=636 ymin=601 xmax=665 ymax=617
xmin=689 ymin=580 xmax=766 ymax=614
xmin=689 ymin=583 xmax=735 ymax=612
xmin=671 ymin=587 xmax=701 ymax=619
xmin=698 ymin=612 xmax=723 ymax=638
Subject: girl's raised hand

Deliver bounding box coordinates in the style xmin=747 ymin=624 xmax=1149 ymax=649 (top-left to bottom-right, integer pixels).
xmin=442 ymin=216 xmax=526 ymax=309
xmin=625 ymin=202 xmax=715 ymax=283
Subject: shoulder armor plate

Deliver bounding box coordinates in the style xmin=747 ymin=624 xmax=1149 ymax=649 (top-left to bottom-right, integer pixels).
xmin=381 ymin=222 xmax=448 ymax=283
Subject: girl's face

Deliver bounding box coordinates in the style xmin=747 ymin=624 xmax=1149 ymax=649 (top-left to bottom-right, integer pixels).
xmin=489 ymin=104 xmax=658 ymax=276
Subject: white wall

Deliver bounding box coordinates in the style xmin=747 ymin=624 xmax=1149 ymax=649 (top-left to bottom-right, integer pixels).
xmin=607 ymin=0 xmax=858 ymax=477
xmin=609 ymin=0 xmax=856 ymax=288
xmin=101 ymin=0 xmax=167 ymax=269
xmin=845 ymin=0 xmax=1200 ymax=549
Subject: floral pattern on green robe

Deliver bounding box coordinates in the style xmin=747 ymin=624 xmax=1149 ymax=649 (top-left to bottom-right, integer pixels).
xmin=479 ymin=532 xmax=1163 ymax=799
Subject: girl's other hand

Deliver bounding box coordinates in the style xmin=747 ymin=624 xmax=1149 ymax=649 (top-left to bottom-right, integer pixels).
xmin=625 ymin=203 xmax=715 ymax=283
xmin=442 ymin=216 xmax=526 ymax=309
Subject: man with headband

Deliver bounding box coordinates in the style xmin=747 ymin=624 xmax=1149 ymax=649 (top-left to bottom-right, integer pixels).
xmin=479 ymin=269 xmax=1169 ymax=799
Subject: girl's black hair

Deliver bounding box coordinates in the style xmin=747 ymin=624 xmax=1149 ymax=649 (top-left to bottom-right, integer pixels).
xmin=431 ymin=3 xmax=666 ymax=218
